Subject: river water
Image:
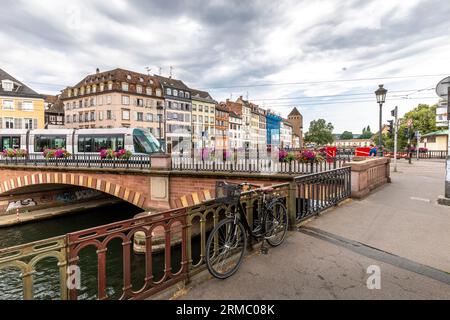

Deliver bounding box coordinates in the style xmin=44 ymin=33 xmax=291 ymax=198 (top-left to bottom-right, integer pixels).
xmin=0 ymin=202 xmax=195 ymax=300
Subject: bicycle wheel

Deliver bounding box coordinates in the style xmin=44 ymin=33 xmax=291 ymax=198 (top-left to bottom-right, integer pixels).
xmin=264 ymin=201 xmax=289 ymax=247
xmin=206 ymin=218 xmax=247 ymax=279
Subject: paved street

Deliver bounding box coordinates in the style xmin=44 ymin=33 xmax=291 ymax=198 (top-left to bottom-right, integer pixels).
xmin=178 ymin=160 xmax=450 ymax=299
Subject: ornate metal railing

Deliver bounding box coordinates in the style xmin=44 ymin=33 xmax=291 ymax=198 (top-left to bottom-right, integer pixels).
xmin=293 ymin=167 xmax=351 ymax=222
xmin=66 ymin=207 xmax=188 ymax=300
xmin=0 ymin=236 xmax=67 ymax=300
xmin=171 ymin=157 xmax=348 ymax=174
xmin=0 ymin=154 xmax=152 ymax=170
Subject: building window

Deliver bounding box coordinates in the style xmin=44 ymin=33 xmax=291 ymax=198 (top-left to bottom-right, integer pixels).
xmin=106 ymin=95 xmax=112 ymax=104
xmin=1 ymin=80 xmax=13 ymax=92
xmin=122 ymin=95 xmax=130 ymax=105
xmin=156 ymin=89 xmax=161 ymax=97
xmin=90 ymin=98 xmax=95 ymax=106
xmin=92 ymin=85 xmax=97 ymax=93
xmin=173 ymin=89 xmax=178 ymax=96
xmin=122 ymin=109 xmax=130 ymax=120
xmin=193 ymin=115 xmax=197 ymax=122
xmin=127 ymin=75 xmax=131 ymax=80
xmin=107 ymin=110 xmax=112 ymax=120
xmin=166 ymin=88 xmax=172 ymax=95
xmin=73 ymin=115 xmax=77 ymax=123
xmin=122 ymin=82 xmax=129 ymax=91
xmin=108 ymin=82 xmax=113 ymax=90
xmin=22 ymin=118 xmax=32 ymax=129
xmin=146 ymin=113 xmax=153 ymax=122
xmin=99 ymin=111 xmax=103 ymax=121
xmin=100 ymin=83 xmax=104 ymax=92
xmin=185 ymin=92 xmax=190 ymax=98
xmin=136 ymin=112 xmax=143 ymax=121
xmin=137 ymin=98 xmax=144 ymax=107
xmin=137 ymin=85 xmax=142 ymax=94
xmin=205 ymin=106 xmax=209 ymax=113
xmin=146 ymin=87 xmax=152 ymax=95
xmin=2 ymin=100 xmax=14 ymax=110
xmin=90 ymin=111 xmax=95 ymax=121
xmin=86 ymin=86 xmax=91 ymax=94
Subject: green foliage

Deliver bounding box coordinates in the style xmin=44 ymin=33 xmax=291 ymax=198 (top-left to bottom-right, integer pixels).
xmin=304 ymin=119 xmax=334 ymax=146
xmin=360 ymin=126 xmax=373 ymax=139
xmin=378 ymin=104 xmax=438 ymax=150
xmin=340 ymin=131 xmax=353 ymax=140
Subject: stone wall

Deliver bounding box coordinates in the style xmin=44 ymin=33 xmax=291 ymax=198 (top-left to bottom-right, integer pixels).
xmin=347 ymin=157 xmax=391 ymax=199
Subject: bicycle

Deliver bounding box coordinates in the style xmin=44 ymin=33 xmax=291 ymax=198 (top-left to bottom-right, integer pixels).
xmin=205 ymin=181 xmax=289 ymax=279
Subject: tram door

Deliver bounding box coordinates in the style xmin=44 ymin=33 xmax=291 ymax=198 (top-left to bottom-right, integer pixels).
xmin=1 ymin=136 xmax=20 ymax=149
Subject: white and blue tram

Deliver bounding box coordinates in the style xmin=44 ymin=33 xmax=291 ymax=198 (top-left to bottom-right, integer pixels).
xmin=0 ymin=128 xmax=162 ymax=155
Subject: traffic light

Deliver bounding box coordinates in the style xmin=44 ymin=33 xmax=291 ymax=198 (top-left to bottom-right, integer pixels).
xmin=403 ymin=128 xmax=409 ymax=138
xmin=387 ymin=120 xmax=393 ymax=135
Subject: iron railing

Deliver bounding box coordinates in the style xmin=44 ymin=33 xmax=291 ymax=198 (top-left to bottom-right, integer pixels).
xmin=294 ymin=167 xmax=351 ymax=222
xmin=0 ymin=236 xmax=67 ymax=300
xmin=0 ymin=154 xmax=152 ymax=170
xmin=171 ymin=157 xmax=349 ymax=174
xmin=383 ymin=150 xmax=447 ymax=159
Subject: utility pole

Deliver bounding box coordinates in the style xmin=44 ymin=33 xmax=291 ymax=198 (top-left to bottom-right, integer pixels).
xmin=415 ymin=131 xmax=421 ymax=161
xmin=391 ymin=106 xmax=398 ymax=172
xmin=436 ymin=76 xmax=450 ymax=205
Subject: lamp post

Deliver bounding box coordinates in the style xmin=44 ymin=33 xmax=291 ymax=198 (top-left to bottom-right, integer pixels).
xmin=375 ymin=84 xmax=388 ymax=157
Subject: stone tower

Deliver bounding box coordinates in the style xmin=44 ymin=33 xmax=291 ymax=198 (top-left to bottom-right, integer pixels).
xmin=287 ymin=107 xmax=303 ymax=148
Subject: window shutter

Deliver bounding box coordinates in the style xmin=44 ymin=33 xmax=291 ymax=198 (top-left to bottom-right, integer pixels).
xmin=33 ymin=119 xmax=38 ymax=129
xmin=0 ymin=118 xmax=2 ymax=129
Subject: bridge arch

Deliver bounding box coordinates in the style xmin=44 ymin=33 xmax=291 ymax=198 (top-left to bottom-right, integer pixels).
xmin=0 ymin=172 xmax=147 ymax=209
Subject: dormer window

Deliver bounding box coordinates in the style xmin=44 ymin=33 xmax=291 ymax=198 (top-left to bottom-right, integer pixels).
xmin=156 ymin=89 xmax=161 ymax=97
xmin=173 ymin=89 xmax=178 ymax=96
xmin=1 ymin=80 xmax=13 ymax=92
xmin=122 ymin=82 xmax=129 ymax=91
xmin=136 ymin=85 xmax=143 ymax=94
xmin=146 ymin=87 xmax=152 ymax=95
xmin=127 ymin=75 xmax=132 ymax=80
xmin=185 ymin=92 xmax=190 ymax=98
xmin=166 ymin=88 xmax=172 ymax=95
xmin=139 ymin=77 xmax=144 ymax=82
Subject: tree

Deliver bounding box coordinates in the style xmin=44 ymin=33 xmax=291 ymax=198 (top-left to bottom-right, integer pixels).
xmin=340 ymin=131 xmax=353 ymax=140
xmin=377 ymin=104 xmax=437 ymax=150
xmin=304 ymin=119 xmax=334 ymax=145
xmin=360 ymin=126 xmax=373 ymax=139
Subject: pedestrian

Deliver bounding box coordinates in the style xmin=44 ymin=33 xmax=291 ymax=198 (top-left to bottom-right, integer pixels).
xmin=369 ymin=144 xmax=377 ymax=157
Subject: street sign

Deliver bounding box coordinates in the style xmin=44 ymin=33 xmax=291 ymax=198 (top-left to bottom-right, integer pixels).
xmin=436 ymin=76 xmax=450 ymax=98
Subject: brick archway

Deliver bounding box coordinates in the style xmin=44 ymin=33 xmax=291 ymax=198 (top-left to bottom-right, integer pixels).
xmin=0 ymin=172 xmax=147 ymax=208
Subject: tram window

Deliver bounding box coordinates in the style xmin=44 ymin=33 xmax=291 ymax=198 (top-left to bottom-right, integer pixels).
xmin=78 ymin=135 xmax=124 ymax=152
xmin=1 ymin=136 xmax=20 ymax=150
xmin=35 ymin=136 xmax=66 ymax=152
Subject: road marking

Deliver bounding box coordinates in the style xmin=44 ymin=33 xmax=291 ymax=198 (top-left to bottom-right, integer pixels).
xmin=299 ymin=226 xmax=450 ymax=286
xmin=410 ymin=197 xmax=431 ymax=203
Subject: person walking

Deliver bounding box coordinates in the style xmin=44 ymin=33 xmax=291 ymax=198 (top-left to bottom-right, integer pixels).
xmin=369 ymin=144 xmax=377 ymax=157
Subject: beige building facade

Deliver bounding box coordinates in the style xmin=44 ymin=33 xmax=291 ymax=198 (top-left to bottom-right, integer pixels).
xmin=61 ymin=68 xmax=165 ymax=140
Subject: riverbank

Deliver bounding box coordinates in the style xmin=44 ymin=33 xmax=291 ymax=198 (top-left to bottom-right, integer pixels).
xmin=0 ymin=198 xmax=129 ymax=227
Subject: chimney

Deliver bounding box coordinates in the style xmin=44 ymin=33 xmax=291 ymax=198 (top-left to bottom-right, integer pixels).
xmin=96 ymin=68 xmax=100 ymax=74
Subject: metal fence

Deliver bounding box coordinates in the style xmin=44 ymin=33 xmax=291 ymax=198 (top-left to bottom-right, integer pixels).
xmin=0 ymin=154 xmax=152 ymax=169
xmin=171 ymin=157 xmax=349 ymax=174
xmin=294 ymin=167 xmax=351 ymax=222
xmin=383 ymin=150 xmax=447 ymax=159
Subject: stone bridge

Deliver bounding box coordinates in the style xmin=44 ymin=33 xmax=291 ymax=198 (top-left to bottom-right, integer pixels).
xmin=0 ymin=155 xmax=391 ymax=211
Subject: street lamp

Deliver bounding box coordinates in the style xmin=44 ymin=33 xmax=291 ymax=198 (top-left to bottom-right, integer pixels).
xmin=375 ymin=84 xmax=387 ymax=156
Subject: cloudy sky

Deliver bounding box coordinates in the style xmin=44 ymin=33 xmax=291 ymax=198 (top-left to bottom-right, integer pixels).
xmin=1 ymin=0 xmax=450 ymax=133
